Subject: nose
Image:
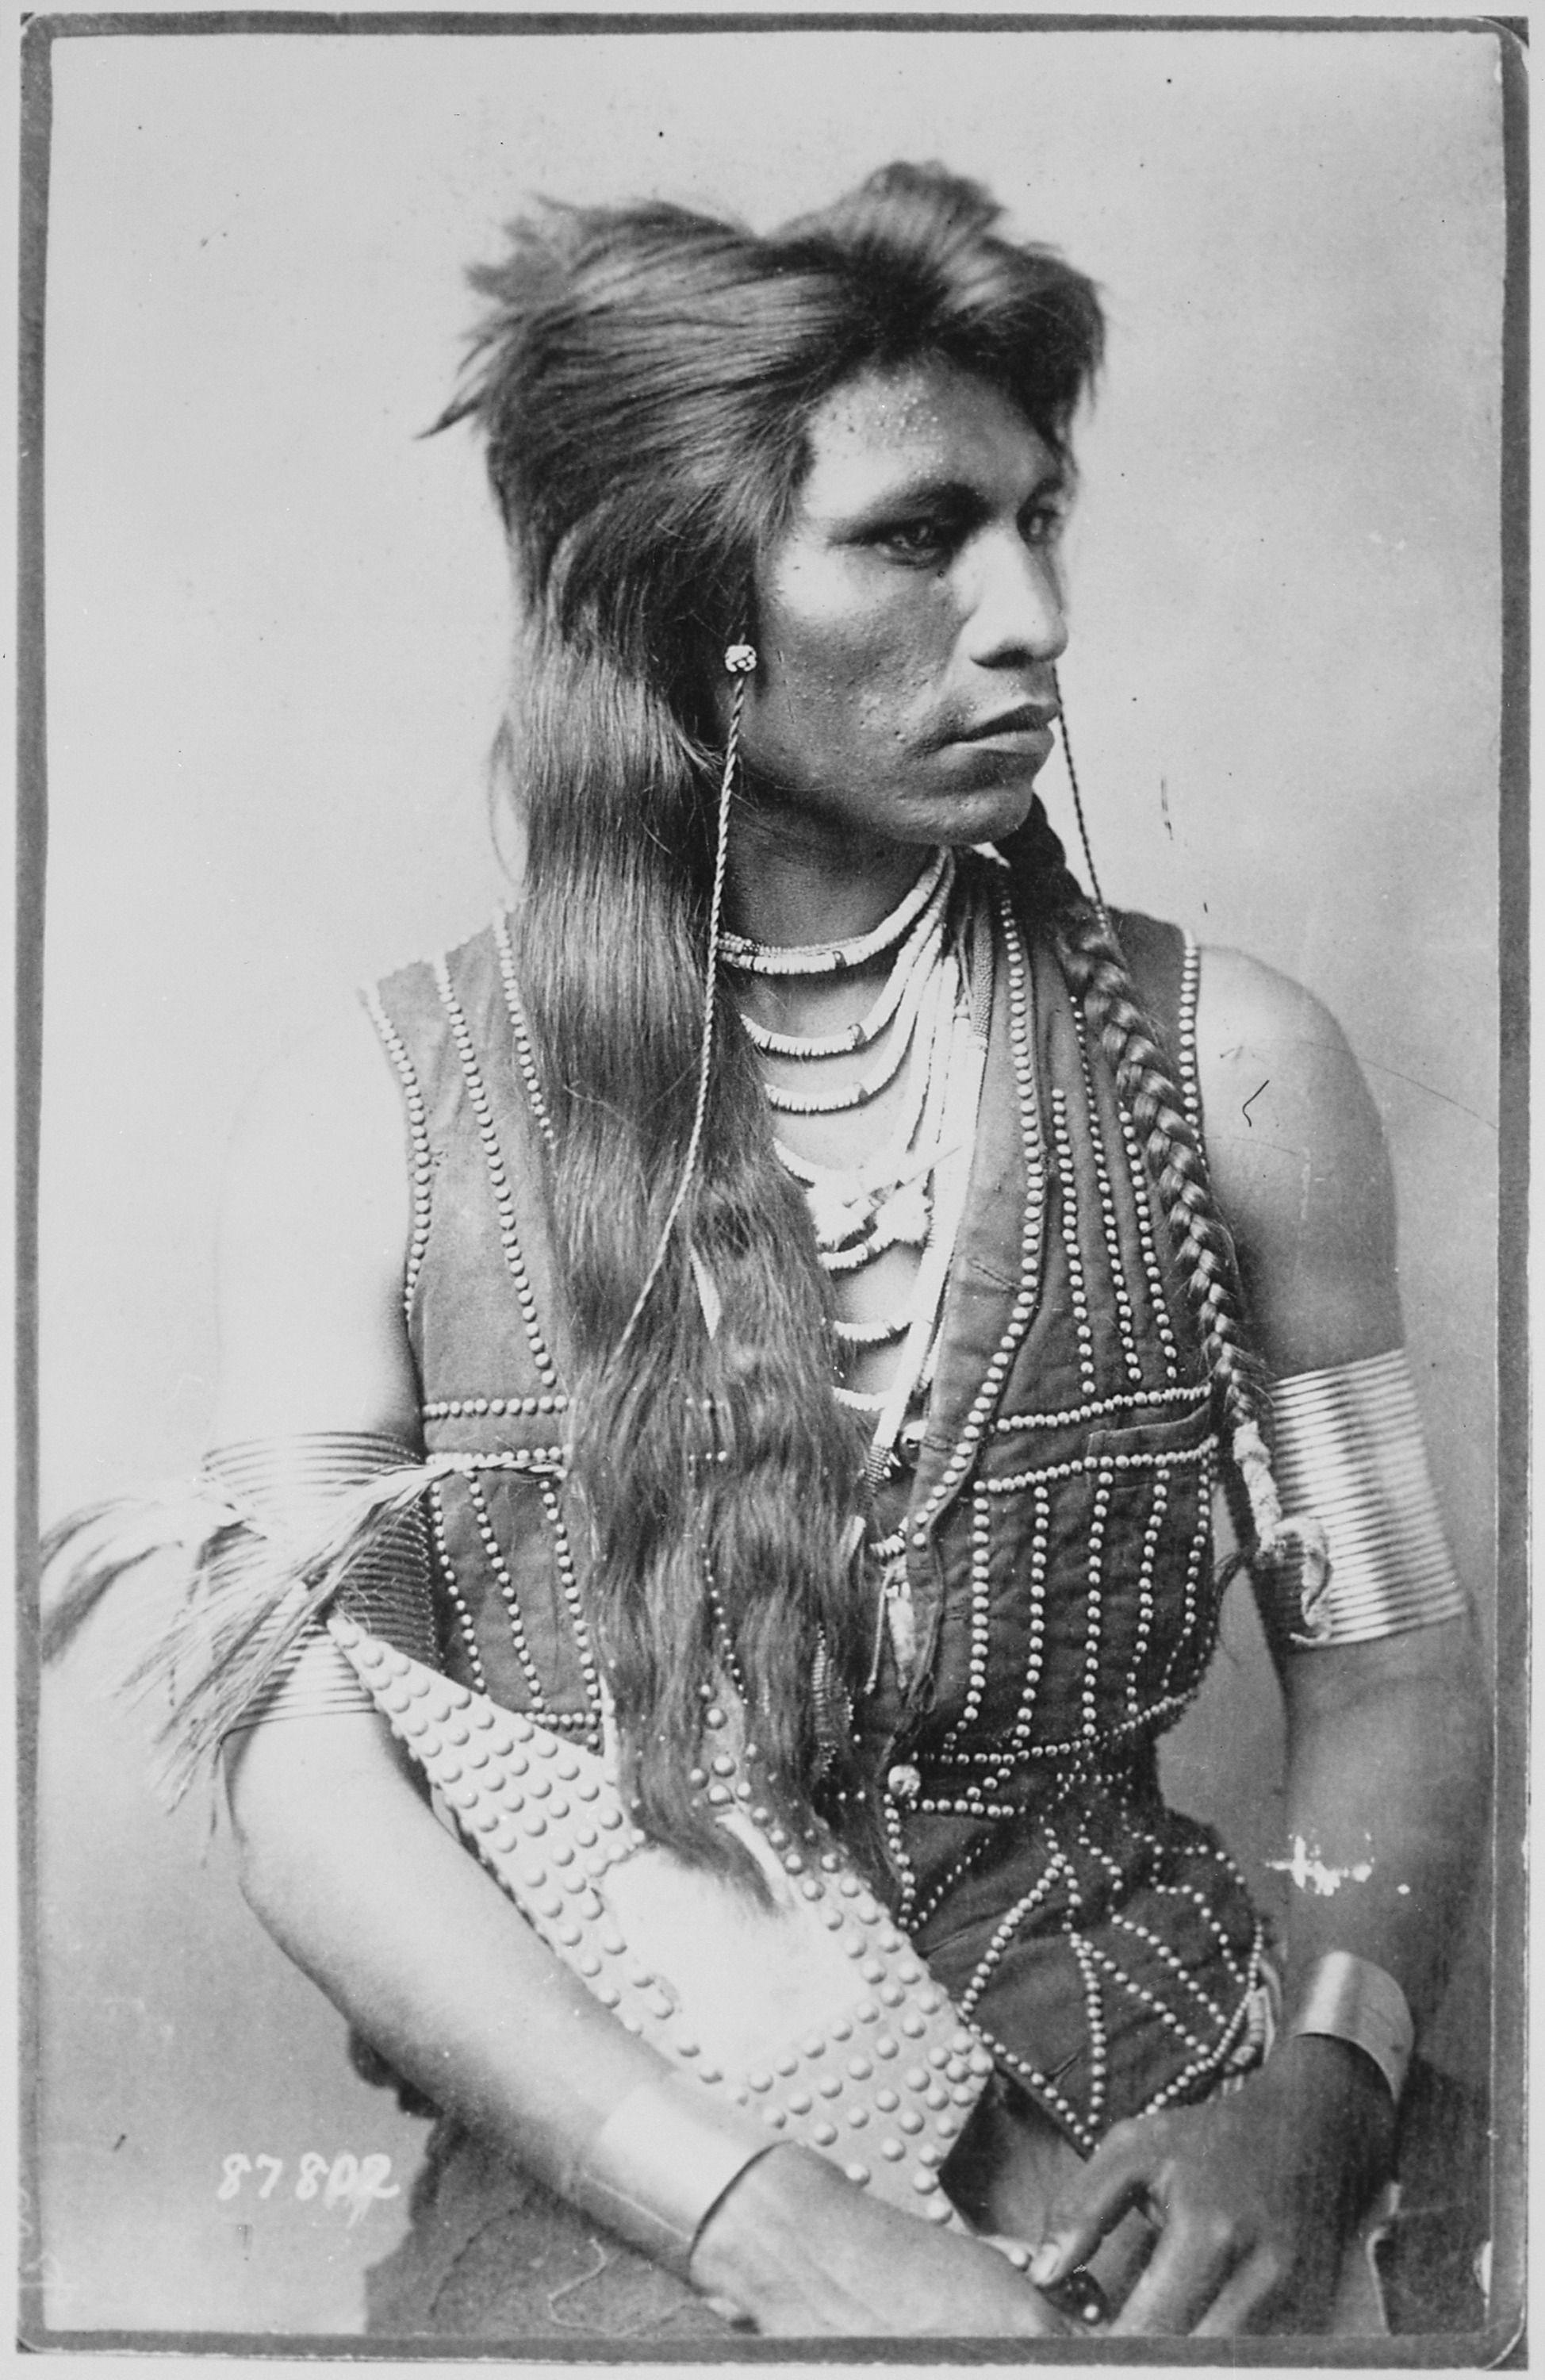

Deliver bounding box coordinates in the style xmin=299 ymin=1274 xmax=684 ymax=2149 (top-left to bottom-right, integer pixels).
xmin=961 ymin=531 xmax=1068 ymax=669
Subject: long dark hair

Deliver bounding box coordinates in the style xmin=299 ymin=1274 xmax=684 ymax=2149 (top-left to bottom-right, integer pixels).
xmin=437 ymin=165 xmax=1114 ymax=1877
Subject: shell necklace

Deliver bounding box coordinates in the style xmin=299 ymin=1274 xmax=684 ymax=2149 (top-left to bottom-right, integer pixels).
xmin=731 ymin=848 xmax=980 ymax=1395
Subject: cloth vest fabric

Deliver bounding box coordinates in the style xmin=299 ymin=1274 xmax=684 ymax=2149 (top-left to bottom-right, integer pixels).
xmin=367 ymin=863 xmax=1266 ymax=2149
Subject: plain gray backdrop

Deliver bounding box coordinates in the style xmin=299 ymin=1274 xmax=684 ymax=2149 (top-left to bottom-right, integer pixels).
xmin=36 ymin=19 xmax=1505 ymax=2339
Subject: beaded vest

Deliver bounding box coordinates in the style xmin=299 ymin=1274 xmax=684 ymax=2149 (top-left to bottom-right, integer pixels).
xmin=367 ymin=865 xmax=1266 ymax=2152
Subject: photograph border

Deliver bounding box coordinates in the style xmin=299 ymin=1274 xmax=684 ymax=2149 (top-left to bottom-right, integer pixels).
xmin=15 ymin=11 xmax=1529 ymax=2363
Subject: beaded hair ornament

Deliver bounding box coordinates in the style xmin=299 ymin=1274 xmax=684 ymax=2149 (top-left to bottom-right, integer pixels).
xmin=615 ymin=639 xmax=757 ymax=1354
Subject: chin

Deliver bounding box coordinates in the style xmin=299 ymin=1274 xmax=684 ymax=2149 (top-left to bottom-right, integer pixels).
xmin=934 ymin=779 xmax=1040 ymax=848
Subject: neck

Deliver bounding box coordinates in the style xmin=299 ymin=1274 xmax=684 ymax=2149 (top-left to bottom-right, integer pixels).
xmin=726 ymin=800 xmax=940 ymax=950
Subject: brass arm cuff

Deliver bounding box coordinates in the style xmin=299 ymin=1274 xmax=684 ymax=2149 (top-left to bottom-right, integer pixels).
xmin=569 ymin=2071 xmax=786 ymax=2278
xmin=1289 ymin=1950 xmax=1413 ymax=2105
xmin=203 ymin=1435 xmax=438 ymax=1729
xmin=1268 ymin=1350 xmax=1467 ymax=1647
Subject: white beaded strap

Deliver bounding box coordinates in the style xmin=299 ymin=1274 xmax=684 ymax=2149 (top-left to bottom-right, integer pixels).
xmin=492 ymin=906 xmax=559 ymax=1157
xmin=1267 ymin=1349 xmax=1468 ymax=1646
xmin=1176 ymin=932 xmax=1202 ymax=1137
xmin=434 ymin=952 xmax=562 ymax=1391
xmin=362 ymin=986 xmax=434 ymax=1325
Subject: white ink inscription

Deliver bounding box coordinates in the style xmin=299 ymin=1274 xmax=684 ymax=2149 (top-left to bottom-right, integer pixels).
xmin=217 ymin=2152 xmax=400 ymax=2225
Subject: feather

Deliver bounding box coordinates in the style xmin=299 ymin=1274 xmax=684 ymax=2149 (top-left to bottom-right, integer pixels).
xmin=43 ymin=1457 xmax=446 ymax=1806
xmin=41 ymin=1484 xmax=248 ymax=1662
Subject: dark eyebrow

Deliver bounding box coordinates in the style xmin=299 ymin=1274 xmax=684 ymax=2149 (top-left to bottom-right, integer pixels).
xmin=830 ymin=464 xmax=1069 ymax=537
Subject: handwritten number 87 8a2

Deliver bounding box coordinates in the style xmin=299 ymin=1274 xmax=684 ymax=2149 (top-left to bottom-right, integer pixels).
xmin=217 ymin=2152 xmax=400 ymax=2223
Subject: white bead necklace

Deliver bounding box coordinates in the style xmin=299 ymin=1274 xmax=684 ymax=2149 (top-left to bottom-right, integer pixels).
xmin=721 ymin=847 xmax=952 ymax=977
xmin=839 ymin=989 xmax=990 ymax=1514
xmin=817 ymin=1161 xmax=934 ymax=1273
xmin=734 ymin=854 xmax=991 ymax=1493
xmin=776 ymin=948 xmax=956 ymax=1258
xmin=762 ymin=926 xmax=941 ymax=1117
xmin=833 ymin=1311 xmax=914 ymax=1350
xmin=739 ymin=859 xmax=954 ymax=1059
xmin=822 ymin=988 xmax=977 ymax=1369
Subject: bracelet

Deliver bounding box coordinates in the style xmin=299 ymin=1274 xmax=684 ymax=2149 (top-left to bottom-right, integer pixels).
xmin=1267 ymin=1351 xmax=1468 ymax=1648
xmin=202 ymin=1436 xmax=439 ymax=1729
xmin=569 ymin=2071 xmax=788 ymax=2278
xmin=1289 ymin=1951 xmax=1414 ymax=2105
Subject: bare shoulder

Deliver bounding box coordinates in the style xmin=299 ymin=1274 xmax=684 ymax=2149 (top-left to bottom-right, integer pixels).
xmin=212 ymin=999 xmax=419 ymax=1444
xmin=1195 ymin=942 xmax=1356 ymax=1095
xmin=224 ymin=999 xmax=408 ymax=1198
xmin=1194 ymin=942 xmax=1380 ymax=1180
xmin=1194 ymin=945 xmax=1402 ymax=1373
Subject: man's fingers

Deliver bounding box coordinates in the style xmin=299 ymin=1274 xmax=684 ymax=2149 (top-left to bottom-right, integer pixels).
xmin=1029 ymin=2127 xmax=1152 ymax=2286
xmin=1108 ymin=2209 xmax=1241 ymax=2336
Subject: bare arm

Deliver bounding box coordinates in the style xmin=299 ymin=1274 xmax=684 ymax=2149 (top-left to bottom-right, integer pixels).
xmin=214 ymin=1005 xmax=665 ymax=2183
xmin=213 ymin=1008 xmax=1068 ymax=2338
xmin=1199 ymin=945 xmax=1488 ymax=2032
xmin=1036 ymin=948 xmax=1489 ymax=2333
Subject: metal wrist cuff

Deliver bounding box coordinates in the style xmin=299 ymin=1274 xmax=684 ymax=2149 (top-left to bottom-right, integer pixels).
xmin=571 ymin=2071 xmax=784 ymax=2278
xmin=1290 ymin=1950 xmax=1413 ymax=2104
xmin=1267 ymin=1349 xmax=1467 ymax=1647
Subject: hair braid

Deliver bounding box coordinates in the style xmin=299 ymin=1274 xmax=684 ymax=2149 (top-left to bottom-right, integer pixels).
xmin=1000 ymin=800 xmax=1324 ymax=1610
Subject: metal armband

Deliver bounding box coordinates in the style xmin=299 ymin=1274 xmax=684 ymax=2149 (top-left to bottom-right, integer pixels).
xmin=1267 ymin=1349 xmax=1468 ymax=1647
xmin=43 ymin=1430 xmax=443 ymax=1798
xmin=203 ymin=1437 xmax=438 ymax=1731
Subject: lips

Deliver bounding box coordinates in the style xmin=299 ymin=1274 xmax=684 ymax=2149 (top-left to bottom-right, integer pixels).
xmin=954 ymin=701 xmax=1060 ymax=743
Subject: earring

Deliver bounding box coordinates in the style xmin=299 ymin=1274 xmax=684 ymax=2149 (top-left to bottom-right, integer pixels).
xmin=724 ymin=643 xmax=757 ymax=675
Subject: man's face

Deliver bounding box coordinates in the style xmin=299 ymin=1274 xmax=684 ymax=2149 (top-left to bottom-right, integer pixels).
xmin=734 ymin=357 xmax=1071 ymax=862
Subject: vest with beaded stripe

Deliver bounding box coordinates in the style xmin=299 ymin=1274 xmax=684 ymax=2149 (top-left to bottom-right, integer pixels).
xmin=366 ymin=862 xmax=1265 ymax=2148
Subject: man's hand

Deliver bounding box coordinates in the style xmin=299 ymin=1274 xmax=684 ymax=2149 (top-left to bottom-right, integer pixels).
xmin=1027 ymin=2036 xmax=1396 ymax=2335
xmin=691 ymin=2144 xmax=1079 ymax=2337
